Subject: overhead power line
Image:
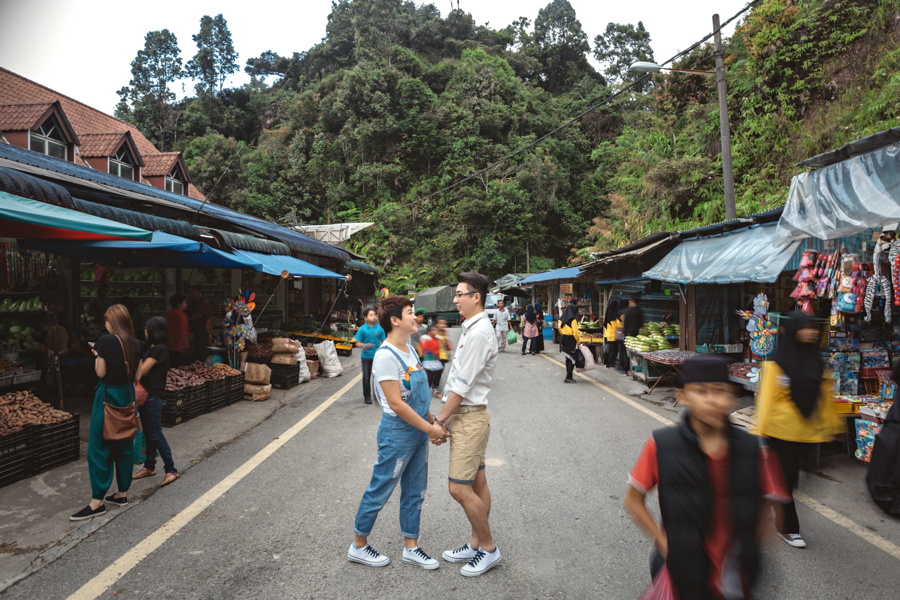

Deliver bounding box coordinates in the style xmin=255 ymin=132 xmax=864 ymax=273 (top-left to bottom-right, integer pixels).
xmin=366 ymin=0 xmax=766 ymax=221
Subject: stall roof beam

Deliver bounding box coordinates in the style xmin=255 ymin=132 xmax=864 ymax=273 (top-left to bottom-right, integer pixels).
xmin=73 ymin=198 xmax=201 ymax=240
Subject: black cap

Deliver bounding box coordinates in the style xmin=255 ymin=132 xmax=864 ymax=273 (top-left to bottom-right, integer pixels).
xmin=679 ymin=354 xmax=733 ymax=386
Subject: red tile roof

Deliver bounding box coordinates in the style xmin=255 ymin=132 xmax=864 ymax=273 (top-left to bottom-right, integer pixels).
xmin=141 ymin=152 xmax=180 ymax=177
xmin=78 ymin=132 xmax=129 ymax=157
xmin=0 ymin=67 xmax=204 ymax=200
xmin=0 ymin=102 xmax=54 ymax=131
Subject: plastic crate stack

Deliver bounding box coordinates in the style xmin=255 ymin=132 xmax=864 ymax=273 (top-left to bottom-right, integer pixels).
xmin=160 ymin=388 xmax=188 ymax=428
xmin=31 ymin=413 xmax=80 ymax=476
xmin=184 ymin=381 xmax=210 ymax=421
xmin=270 ymin=363 xmax=300 ymax=390
xmin=0 ymin=427 xmax=32 ymax=488
xmin=225 ymin=373 xmax=244 ymax=405
xmin=208 ymin=377 xmax=228 ymax=412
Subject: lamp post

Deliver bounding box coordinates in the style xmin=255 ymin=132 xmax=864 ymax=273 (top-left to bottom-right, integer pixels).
xmin=629 ymin=14 xmax=737 ymax=221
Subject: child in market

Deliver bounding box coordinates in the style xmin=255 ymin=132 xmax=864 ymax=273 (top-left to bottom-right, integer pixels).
xmin=420 ymin=325 xmax=444 ymax=396
xmin=436 ymin=318 xmax=453 ymax=368
xmin=624 ymin=354 xmax=788 ymax=600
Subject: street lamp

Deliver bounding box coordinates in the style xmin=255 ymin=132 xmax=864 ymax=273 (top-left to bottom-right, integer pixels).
xmin=628 ymin=14 xmax=737 ymax=221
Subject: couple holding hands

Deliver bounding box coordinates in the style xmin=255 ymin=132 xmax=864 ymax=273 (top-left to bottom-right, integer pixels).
xmin=349 ymin=272 xmax=501 ymax=577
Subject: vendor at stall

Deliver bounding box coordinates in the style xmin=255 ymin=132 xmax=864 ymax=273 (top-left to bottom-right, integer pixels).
xmin=187 ymin=285 xmax=212 ymax=358
xmin=87 ymin=284 xmax=113 ymax=322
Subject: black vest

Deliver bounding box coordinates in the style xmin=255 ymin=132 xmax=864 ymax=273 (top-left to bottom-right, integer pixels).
xmin=653 ymin=418 xmax=762 ymax=597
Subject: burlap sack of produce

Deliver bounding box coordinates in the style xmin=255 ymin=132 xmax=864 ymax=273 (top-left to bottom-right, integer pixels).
xmin=272 ymin=338 xmax=301 ymax=354
xmin=243 ymin=383 xmax=272 ymax=401
xmin=244 ymin=362 xmax=272 ymax=384
xmin=313 ymin=340 xmax=343 ymax=378
xmin=297 ymin=350 xmax=311 ymax=383
xmin=271 ymin=353 xmax=296 ymax=366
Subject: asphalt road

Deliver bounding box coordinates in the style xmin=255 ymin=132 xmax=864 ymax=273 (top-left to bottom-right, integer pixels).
xmin=4 ymin=328 xmax=900 ymax=599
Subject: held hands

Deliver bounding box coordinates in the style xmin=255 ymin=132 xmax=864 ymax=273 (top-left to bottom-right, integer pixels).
xmin=429 ymin=422 xmax=450 ymax=445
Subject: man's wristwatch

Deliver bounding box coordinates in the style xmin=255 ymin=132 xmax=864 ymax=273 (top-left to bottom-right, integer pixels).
xmin=434 ymin=418 xmax=447 ymax=428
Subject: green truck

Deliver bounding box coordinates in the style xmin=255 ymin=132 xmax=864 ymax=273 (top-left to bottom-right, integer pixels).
xmin=413 ymin=284 xmax=461 ymax=326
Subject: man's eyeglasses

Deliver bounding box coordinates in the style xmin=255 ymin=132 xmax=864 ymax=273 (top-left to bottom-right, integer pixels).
xmin=455 ymin=291 xmax=477 ymax=298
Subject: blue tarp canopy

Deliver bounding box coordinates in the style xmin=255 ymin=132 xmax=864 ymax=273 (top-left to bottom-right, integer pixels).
xmin=21 ymin=231 xmax=263 ymax=270
xmin=643 ymin=224 xmax=803 ymax=284
xmin=518 ymin=266 xmax=583 ymax=285
xmin=233 ymin=249 xmax=346 ymax=279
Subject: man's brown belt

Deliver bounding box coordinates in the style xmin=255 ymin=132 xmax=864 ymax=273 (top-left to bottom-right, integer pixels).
xmin=454 ymin=405 xmax=486 ymax=415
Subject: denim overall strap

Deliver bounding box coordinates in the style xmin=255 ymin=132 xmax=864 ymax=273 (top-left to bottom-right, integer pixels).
xmin=381 ymin=343 xmax=430 ymax=420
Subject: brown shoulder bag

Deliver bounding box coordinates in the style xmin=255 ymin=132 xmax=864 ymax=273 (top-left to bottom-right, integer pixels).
xmin=102 ymin=336 xmax=142 ymax=441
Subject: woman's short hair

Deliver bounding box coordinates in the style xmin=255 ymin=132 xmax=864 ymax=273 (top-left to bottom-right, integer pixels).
xmin=170 ymin=294 xmax=186 ymax=309
xmin=378 ymin=295 xmax=413 ymax=333
xmin=145 ymin=316 xmax=169 ymax=346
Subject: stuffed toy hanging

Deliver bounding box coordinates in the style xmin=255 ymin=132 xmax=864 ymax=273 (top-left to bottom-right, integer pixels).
xmin=737 ymin=294 xmax=778 ymax=357
xmin=891 ymin=239 xmax=900 ymax=306
xmin=866 ymin=238 xmax=894 ymax=322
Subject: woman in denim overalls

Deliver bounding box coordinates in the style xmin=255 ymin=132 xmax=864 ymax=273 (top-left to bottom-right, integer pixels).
xmin=349 ymin=296 xmax=450 ymax=570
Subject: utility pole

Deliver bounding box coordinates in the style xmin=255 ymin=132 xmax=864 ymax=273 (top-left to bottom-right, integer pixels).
xmin=713 ymin=14 xmax=737 ymax=221
xmin=526 ymin=241 xmax=531 ymax=272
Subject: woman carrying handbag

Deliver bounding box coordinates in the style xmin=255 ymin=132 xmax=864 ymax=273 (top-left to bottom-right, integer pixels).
xmin=71 ymin=305 xmax=143 ymax=521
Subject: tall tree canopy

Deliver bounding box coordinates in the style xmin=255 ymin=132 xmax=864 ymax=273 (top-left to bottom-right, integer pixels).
xmin=186 ymin=14 xmax=239 ymax=95
xmin=593 ymin=21 xmax=655 ymax=91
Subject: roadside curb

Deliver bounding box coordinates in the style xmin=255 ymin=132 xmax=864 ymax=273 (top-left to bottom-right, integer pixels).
xmin=0 ymin=359 xmax=360 ymax=594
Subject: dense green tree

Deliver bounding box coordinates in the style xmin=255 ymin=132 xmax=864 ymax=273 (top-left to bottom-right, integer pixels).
xmin=593 ymin=21 xmax=655 ymax=91
xmin=186 ymin=14 xmax=239 ymax=95
xmin=531 ymin=0 xmax=599 ymax=93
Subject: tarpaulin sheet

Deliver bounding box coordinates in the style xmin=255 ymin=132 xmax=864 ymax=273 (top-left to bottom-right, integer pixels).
xmin=643 ymin=225 xmax=802 ymax=284
xmin=233 ymin=249 xmax=346 ymax=279
xmin=518 ymin=266 xmax=582 ymax=284
xmin=775 ymin=140 xmax=900 ymax=246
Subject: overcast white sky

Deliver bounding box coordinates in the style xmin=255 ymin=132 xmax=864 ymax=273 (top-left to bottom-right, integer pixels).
xmin=0 ymin=0 xmax=749 ymax=116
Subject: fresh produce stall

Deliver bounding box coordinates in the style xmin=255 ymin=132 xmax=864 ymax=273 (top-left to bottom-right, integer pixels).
xmin=627 ymin=349 xmax=698 ymax=392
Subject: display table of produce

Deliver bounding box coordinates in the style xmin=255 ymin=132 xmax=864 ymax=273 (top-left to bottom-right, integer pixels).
xmin=728 ymin=362 xmax=762 ymax=392
xmin=630 ymin=349 xmax=698 ymax=393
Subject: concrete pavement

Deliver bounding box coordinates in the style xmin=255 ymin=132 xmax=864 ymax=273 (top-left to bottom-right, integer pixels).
xmin=2 ymin=332 xmax=900 ymax=599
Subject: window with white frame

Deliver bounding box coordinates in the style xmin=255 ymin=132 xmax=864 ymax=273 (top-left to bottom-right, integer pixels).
xmin=108 ymin=146 xmax=135 ymax=180
xmin=165 ymin=166 xmax=184 ymax=195
xmin=29 ymin=116 xmax=67 ymax=160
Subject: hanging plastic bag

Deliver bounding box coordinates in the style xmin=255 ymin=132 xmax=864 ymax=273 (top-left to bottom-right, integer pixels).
xmin=638 ymin=564 xmax=679 ymax=600
xmin=576 ymin=345 xmax=595 ymax=372
xmin=314 ymin=340 xmax=343 ymax=378
xmin=507 ymin=330 xmax=517 ymax=345
xmin=296 ymin=349 xmax=311 ymax=383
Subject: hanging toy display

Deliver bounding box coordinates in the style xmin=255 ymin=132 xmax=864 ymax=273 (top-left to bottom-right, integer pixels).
xmin=737 ymin=293 xmax=778 ymax=357
xmin=891 ymin=239 xmax=900 ymax=306
xmin=865 ymin=236 xmax=893 ymax=323
xmin=223 ymin=289 xmax=256 ymax=369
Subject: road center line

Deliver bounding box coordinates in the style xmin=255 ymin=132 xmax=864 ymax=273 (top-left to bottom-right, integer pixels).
xmin=539 ymin=353 xmax=900 ymax=561
xmin=67 ymin=373 xmax=363 ymax=600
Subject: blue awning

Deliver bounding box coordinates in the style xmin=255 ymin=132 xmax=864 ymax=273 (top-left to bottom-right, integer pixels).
xmin=518 ymin=266 xmax=582 ymax=285
xmin=643 ymin=224 xmax=803 ymax=284
xmin=233 ymin=249 xmax=346 ymax=279
xmin=21 ymin=231 xmax=263 ymax=270
xmin=595 ymin=277 xmax=647 ymax=285
xmin=346 ymin=259 xmax=378 ymax=275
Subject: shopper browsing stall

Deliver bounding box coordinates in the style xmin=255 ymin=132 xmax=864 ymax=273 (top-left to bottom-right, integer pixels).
xmin=558 ymin=299 xmax=581 ymax=384
xmin=521 ymin=304 xmax=539 ymax=355
xmin=533 ymin=301 xmax=545 ymax=355
xmin=618 ymin=296 xmax=643 ymax=376
xmin=187 ymin=285 xmax=211 ymax=359
xmin=754 ymin=312 xmax=843 ymax=548
xmin=133 ymin=317 xmax=178 ymax=487
xmin=603 ymin=300 xmax=622 ymax=369
xmin=354 ymin=307 xmax=386 ymax=405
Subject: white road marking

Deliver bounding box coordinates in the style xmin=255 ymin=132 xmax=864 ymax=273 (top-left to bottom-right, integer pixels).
xmin=539 ymin=353 xmax=900 ymax=562
xmin=67 ymin=373 xmax=363 ymax=600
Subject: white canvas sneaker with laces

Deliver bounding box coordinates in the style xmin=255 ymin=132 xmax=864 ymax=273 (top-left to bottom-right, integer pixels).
xmin=402 ymin=546 xmax=440 ymax=570
xmin=460 ymin=546 xmax=502 ymax=577
xmin=347 ymin=543 xmax=390 ymax=567
xmin=442 ymin=542 xmax=478 ymax=563
xmin=778 ymin=532 xmax=807 ymax=548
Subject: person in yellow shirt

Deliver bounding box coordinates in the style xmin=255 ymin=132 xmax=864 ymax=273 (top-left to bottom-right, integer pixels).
xmin=559 ymin=299 xmax=581 ymax=383
xmin=602 ymin=300 xmax=622 ymax=369
xmin=754 ymin=312 xmax=842 ymax=549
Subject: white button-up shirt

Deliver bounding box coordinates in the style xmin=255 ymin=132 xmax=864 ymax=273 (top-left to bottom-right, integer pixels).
xmin=442 ymin=311 xmax=498 ymax=406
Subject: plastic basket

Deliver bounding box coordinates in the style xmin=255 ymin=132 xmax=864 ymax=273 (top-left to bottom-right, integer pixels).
xmin=30 ymin=412 xmax=79 ymax=449
xmin=161 ymin=408 xmax=185 ymax=428
xmin=0 ymin=427 xmax=32 ymax=459
xmin=13 ymin=370 xmax=41 ymax=385
xmin=161 ymin=388 xmax=186 ymax=409
xmin=31 ymin=438 xmax=79 ymax=475
xmin=0 ymin=445 xmax=32 ymax=488
xmin=132 ymin=430 xmax=147 ymax=464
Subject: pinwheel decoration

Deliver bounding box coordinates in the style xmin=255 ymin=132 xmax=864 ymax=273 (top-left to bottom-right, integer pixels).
xmin=736 ymin=293 xmax=778 ymax=357
xmin=748 ymin=367 xmax=760 ymax=383
xmin=238 ymin=288 xmax=256 ymax=317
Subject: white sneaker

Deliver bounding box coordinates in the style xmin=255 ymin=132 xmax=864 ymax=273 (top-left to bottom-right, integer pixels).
xmin=348 ymin=543 xmax=390 ymax=567
xmin=402 ymin=546 xmax=440 ymax=570
xmin=442 ymin=542 xmax=478 ymax=563
xmin=460 ymin=546 xmax=501 ymax=577
xmin=778 ymin=532 xmax=807 ymax=548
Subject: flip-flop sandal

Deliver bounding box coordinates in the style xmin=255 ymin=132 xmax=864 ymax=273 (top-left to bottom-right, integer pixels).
xmin=160 ymin=473 xmax=180 ymax=487
xmin=133 ymin=468 xmax=156 ymax=479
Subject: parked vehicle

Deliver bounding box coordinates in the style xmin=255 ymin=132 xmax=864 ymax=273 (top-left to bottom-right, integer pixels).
xmin=413 ymin=284 xmax=460 ymax=326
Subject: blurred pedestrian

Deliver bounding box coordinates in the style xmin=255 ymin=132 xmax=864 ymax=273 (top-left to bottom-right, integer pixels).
xmin=133 ymin=317 xmax=178 ymax=486
xmin=521 ymin=304 xmax=538 ymax=355
xmin=421 ymin=325 xmax=444 ymax=396
xmin=71 ymin=305 xmax=142 ymax=521
xmin=436 ymin=318 xmax=453 ymax=368
xmin=118 ymin=297 xmax=146 ymax=341
xmin=602 ymin=300 xmax=621 ymax=369
xmin=618 ymin=296 xmax=643 ymax=376
xmin=492 ymin=300 xmax=510 ymax=352
xmin=867 ymin=391 xmax=900 ymax=518
xmin=354 ymin=307 xmax=386 ymax=405
xmin=164 ymin=294 xmax=190 ymax=367
xmin=558 ymin=299 xmax=581 ymax=384
xmin=755 ymin=312 xmax=842 ymax=548
xmin=348 ymin=295 xmax=448 ymax=570
xmin=625 ymin=355 xmax=788 ymax=599
xmin=187 ymin=285 xmax=211 ymax=360
xmin=533 ymin=301 xmax=545 ymax=355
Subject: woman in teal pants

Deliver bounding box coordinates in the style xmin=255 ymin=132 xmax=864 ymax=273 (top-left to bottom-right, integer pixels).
xmin=71 ymin=304 xmax=143 ymax=521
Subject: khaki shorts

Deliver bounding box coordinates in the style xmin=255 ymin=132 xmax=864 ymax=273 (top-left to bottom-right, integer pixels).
xmin=448 ymin=409 xmax=490 ymax=484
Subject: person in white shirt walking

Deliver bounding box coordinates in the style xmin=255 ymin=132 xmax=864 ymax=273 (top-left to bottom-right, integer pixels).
xmin=434 ymin=272 xmax=501 ymax=577
xmin=491 ymin=300 xmax=510 ymax=352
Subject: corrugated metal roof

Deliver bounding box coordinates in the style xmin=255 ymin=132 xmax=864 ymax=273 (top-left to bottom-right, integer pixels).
xmin=211 ymin=228 xmax=290 ymax=255
xmin=72 ymin=198 xmax=201 ymax=240
xmin=0 ymin=142 xmax=349 ymax=261
xmin=797 ymin=127 xmax=900 ymax=168
xmin=0 ymin=165 xmax=74 ymax=209
xmin=346 ymin=259 xmax=378 ymax=275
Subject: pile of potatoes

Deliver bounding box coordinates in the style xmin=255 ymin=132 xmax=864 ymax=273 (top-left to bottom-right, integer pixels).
xmin=212 ymin=363 xmax=241 ymax=376
xmin=0 ymin=391 xmax=72 ymax=432
xmin=181 ymin=361 xmax=224 ymax=381
xmin=165 ymin=369 xmax=207 ymax=392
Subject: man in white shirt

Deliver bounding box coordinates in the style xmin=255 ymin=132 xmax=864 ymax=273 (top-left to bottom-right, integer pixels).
xmin=491 ymin=300 xmax=510 ymax=352
xmin=434 ymin=272 xmax=501 ymax=577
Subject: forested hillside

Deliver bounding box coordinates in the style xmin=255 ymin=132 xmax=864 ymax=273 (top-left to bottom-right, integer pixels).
xmin=114 ymin=0 xmax=900 ymax=291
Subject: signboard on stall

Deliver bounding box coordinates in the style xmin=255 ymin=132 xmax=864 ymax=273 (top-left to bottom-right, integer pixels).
xmin=560 ymin=284 xmax=573 ymax=294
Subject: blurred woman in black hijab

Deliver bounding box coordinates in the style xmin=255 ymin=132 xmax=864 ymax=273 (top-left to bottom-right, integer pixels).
xmin=867 ymin=365 xmax=900 ymax=518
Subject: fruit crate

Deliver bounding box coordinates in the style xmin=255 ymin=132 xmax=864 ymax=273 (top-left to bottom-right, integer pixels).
xmin=208 ymin=390 xmax=228 ymax=413
xmin=207 ymin=377 xmax=226 ymax=396
xmin=0 ymin=426 xmax=32 ymax=459
xmin=270 ymin=363 xmax=300 ymax=390
xmin=32 ymin=437 xmax=79 ymax=475
xmin=225 ymin=373 xmax=244 ymax=405
xmin=30 ymin=412 xmax=79 ymax=449
xmin=160 ymin=388 xmax=187 ymax=410
xmin=0 ymin=427 xmax=33 ymax=488
xmin=161 ymin=406 xmax=186 ymax=428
